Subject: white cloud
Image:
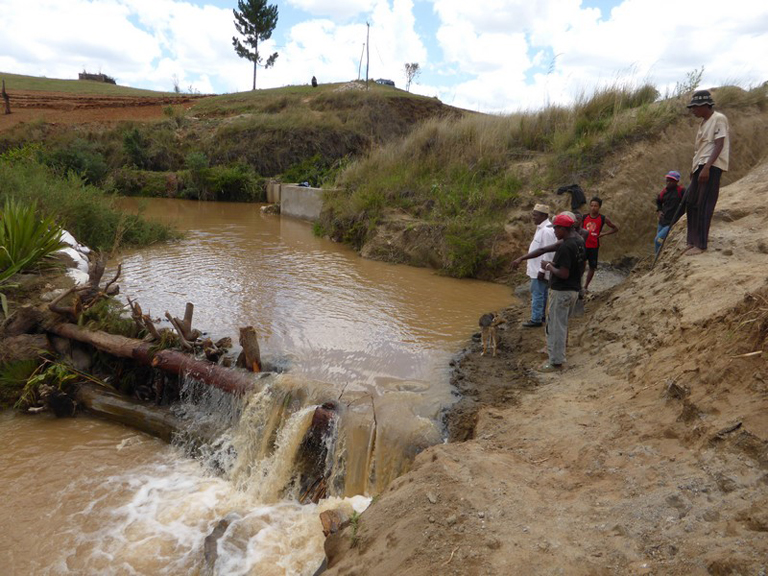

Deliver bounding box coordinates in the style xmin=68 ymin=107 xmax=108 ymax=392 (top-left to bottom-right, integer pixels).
xmin=0 ymin=0 xmax=766 ymax=111
xmin=285 ymin=0 xmax=375 ymax=20
xmin=430 ymin=0 xmax=768 ymax=112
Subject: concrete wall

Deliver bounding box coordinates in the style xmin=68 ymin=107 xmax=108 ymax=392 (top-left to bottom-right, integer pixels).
xmin=280 ymin=184 xmax=325 ymax=221
xmin=266 ymin=181 xmax=281 ymax=204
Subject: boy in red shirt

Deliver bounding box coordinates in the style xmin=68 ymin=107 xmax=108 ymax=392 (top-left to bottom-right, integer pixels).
xmin=581 ymin=197 xmax=618 ymax=291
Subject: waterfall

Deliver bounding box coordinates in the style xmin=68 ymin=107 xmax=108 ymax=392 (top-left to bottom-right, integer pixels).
xmin=173 ymin=371 xmax=443 ymax=504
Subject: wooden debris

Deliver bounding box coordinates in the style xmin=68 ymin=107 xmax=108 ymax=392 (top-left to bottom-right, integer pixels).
xmin=49 ymin=259 xmax=122 ymax=321
xmin=297 ymin=402 xmax=338 ymax=504
xmin=730 ymin=350 xmax=764 ymax=359
xmin=49 ymin=322 xmax=257 ymax=396
xmin=165 ymin=302 xmax=200 ymax=351
xmin=76 ymin=381 xmax=187 ymax=442
xmin=127 ymin=297 xmax=162 ymax=341
xmin=236 ymin=326 xmax=261 ymax=372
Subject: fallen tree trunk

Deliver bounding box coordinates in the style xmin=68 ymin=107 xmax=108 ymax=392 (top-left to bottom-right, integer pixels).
xmin=76 ymin=382 xmax=184 ymax=442
xmin=49 ymin=323 xmax=256 ymax=396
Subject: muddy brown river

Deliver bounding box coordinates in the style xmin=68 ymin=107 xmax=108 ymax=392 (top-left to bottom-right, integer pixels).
xmin=0 ymin=198 xmax=513 ymax=575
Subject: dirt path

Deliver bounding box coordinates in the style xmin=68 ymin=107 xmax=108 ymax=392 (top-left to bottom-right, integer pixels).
xmin=322 ymin=163 xmax=768 ymax=575
xmin=0 ymin=90 xmax=204 ymax=131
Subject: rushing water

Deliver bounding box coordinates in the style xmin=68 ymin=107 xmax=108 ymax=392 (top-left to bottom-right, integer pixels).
xmin=0 ymin=198 xmax=513 ymax=575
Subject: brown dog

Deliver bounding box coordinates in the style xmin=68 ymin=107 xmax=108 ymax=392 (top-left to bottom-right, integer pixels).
xmin=479 ymin=312 xmax=506 ymax=356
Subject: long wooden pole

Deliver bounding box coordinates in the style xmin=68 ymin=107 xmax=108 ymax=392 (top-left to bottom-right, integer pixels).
xmin=49 ymin=323 xmax=257 ymax=396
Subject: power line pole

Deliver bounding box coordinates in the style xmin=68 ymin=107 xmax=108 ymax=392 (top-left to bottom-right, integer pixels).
xmin=358 ymin=43 xmax=365 ymax=81
xmin=365 ymin=22 xmax=370 ymax=90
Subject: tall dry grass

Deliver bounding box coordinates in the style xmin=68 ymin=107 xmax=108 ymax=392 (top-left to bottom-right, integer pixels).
xmin=323 ymin=81 xmax=768 ymax=276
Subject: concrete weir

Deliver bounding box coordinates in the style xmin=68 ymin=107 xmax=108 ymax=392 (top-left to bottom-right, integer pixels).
xmin=268 ymin=181 xmax=329 ymax=222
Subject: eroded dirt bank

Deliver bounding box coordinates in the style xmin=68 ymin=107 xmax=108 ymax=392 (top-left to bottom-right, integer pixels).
xmin=321 ymin=163 xmax=768 ymax=574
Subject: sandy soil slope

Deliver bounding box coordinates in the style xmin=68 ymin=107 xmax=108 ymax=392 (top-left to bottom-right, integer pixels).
xmin=322 ymin=162 xmax=768 ymax=575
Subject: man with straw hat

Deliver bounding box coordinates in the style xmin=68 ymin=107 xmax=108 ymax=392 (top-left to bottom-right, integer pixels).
xmin=513 ymin=203 xmax=557 ymax=328
xmin=685 ymin=89 xmax=730 ymax=256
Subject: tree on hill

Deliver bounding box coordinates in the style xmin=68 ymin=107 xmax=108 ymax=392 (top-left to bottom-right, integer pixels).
xmin=232 ymin=0 xmax=279 ymax=91
xmin=404 ymin=63 xmax=421 ymax=92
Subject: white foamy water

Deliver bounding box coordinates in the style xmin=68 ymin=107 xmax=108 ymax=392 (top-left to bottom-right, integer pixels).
xmin=0 ymin=413 xmax=368 ymax=576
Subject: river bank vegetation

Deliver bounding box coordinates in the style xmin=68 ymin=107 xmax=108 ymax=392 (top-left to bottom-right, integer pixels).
xmin=0 ymin=147 xmax=177 ymax=251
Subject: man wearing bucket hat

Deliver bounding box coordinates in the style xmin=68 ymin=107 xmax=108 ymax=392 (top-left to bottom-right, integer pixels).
xmin=514 ymin=203 xmax=557 ymax=328
xmin=685 ymin=89 xmax=730 ymax=255
xmin=654 ymin=170 xmax=685 ymax=254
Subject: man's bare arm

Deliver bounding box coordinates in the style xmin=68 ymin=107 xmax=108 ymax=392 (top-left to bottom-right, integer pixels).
xmin=698 ymin=137 xmax=725 ymax=183
xmin=511 ymin=240 xmax=562 ymax=268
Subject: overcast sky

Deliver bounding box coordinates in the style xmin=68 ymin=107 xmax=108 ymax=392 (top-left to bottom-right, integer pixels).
xmin=1 ymin=0 xmax=767 ymax=112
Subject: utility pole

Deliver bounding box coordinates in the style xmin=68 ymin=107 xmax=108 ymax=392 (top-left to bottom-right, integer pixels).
xmin=365 ymin=22 xmax=370 ymax=89
xmin=358 ymin=43 xmax=365 ymax=81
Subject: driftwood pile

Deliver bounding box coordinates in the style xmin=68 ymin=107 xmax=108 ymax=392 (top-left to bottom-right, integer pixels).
xmin=46 ymin=257 xmax=263 ymax=395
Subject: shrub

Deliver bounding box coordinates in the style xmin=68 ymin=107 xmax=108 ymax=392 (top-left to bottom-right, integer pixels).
xmin=0 ymin=198 xmax=66 ymax=284
xmin=41 ymin=137 xmax=109 ymax=184
xmin=0 ymin=154 xmax=176 ymax=251
xmin=205 ymin=164 xmax=264 ymax=202
xmin=123 ymin=127 xmax=149 ymax=169
xmin=281 ymin=154 xmax=345 ymax=188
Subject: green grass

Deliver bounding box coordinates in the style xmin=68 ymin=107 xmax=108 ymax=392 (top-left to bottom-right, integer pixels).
xmin=0 ymin=71 xmax=180 ymax=97
xmin=189 ymin=81 xmax=427 ymax=117
xmin=0 ymin=148 xmax=177 ymax=251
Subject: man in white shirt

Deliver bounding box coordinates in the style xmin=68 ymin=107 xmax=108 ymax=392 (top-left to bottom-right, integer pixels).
xmin=513 ymin=203 xmax=557 ymax=327
xmin=685 ymin=89 xmax=730 ymax=255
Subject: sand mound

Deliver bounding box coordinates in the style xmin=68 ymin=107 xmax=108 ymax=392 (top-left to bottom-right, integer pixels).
xmin=322 ymin=160 xmax=768 ymax=574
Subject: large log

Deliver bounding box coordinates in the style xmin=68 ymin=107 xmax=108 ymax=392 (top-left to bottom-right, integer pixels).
xmin=76 ymin=382 xmax=184 ymax=442
xmin=49 ymin=323 xmax=256 ymax=396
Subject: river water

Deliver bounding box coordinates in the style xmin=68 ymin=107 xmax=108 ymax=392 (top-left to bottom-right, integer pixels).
xmin=0 ymin=198 xmax=513 ymax=575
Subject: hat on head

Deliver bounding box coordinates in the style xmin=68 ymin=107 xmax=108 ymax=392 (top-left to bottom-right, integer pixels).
xmin=687 ymin=89 xmax=714 ymax=107
xmin=550 ymin=214 xmax=575 ymax=228
xmin=665 ymin=170 xmax=681 ymax=181
xmin=532 ymin=203 xmax=550 ymax=214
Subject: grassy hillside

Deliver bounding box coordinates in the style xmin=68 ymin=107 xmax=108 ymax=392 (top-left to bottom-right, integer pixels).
xmin=319 ymin=82 xmax=768 ymax=277
xmin=0 ymin=71 xmax=178 ymax=97
xmin=0 ymin=80 xmax=465 ymax=201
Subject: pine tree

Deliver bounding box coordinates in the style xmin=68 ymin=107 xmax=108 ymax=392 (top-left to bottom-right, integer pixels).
xmin=232 ymin=0 xmax=279 ymax=91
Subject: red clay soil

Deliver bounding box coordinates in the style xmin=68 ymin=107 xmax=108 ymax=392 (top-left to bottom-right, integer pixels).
xmin=0 ymin=90 xmax=205 ymax=131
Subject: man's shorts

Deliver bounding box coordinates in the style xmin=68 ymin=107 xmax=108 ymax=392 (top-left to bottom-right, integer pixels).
xmin=585 ymin=247 xmax=599 ymax=269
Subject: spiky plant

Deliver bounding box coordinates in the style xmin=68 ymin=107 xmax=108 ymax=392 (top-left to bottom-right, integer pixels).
xmin=0 ymin=197 xmax=66 ymax=285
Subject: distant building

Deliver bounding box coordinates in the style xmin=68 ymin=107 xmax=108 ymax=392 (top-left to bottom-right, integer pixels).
xmin=375 ymin=79 xmax=395 ymax=87
xmin=78 ymin=72 xmax=116 ymax=85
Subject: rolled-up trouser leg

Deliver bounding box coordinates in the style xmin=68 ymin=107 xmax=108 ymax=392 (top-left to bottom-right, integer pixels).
xmin=545 ymin=289 xmax=579 ymax=365
xmin=655 ymin=224 xmax=670 ymax=254
xmin=686 ymin=176 xmax=701 ymax=247
xmin=697 ymin=167 xmax=721 ymax=250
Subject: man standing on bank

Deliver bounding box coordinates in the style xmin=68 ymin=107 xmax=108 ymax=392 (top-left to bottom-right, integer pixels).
xmin=520 ymin=204 xmax=557 ymax=328
xmin=539 ymin=213 xmax=585 ymax=372
xmin=685 ymin=89 xmax=730 ymax=256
